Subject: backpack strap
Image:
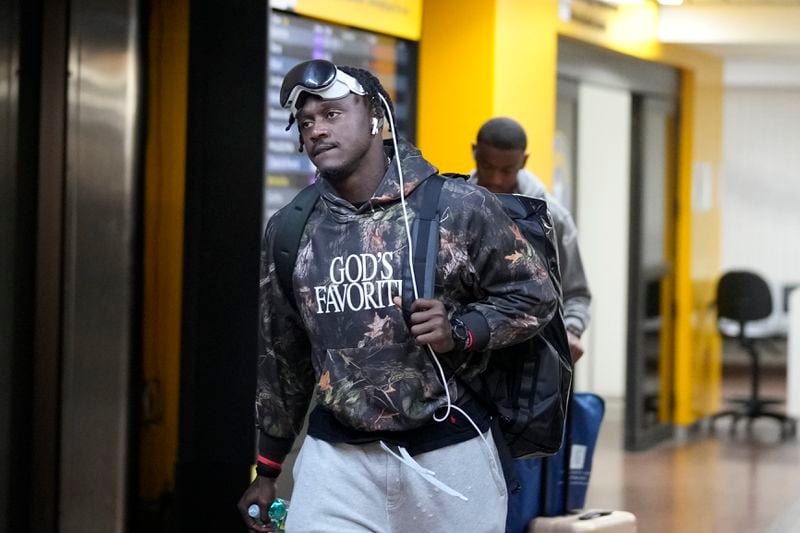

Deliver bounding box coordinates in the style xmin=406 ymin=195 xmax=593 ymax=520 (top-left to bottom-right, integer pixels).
xmin=274 ymin=184 xmax=320 ymax=312
xmin=401 ymin=175 xmax=446 ymax=323
xmin=413 ymin=175 xmax=446 ymax=297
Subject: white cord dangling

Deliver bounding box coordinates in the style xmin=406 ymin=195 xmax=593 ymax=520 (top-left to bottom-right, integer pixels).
xmin=378 ymin=94 xmax=489 ymax=455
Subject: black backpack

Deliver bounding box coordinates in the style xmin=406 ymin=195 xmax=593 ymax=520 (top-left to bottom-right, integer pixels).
xmin=272 ymin=174 xmax=572 ymax=459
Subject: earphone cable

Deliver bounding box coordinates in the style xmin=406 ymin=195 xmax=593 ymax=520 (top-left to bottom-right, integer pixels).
xmin=378 ymin=94 xmax=489 ymax=453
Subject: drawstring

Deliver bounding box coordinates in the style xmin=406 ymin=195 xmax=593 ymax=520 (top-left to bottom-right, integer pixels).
xmin=380 ymin=442 xmax=469 ymax=501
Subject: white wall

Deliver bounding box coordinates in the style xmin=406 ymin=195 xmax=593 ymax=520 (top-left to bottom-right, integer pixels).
xmin=575 ymin=83 xmax=631 ymax=399
xmin=720 ymin=87 xmax=800 ymax=310
xmin=659 ymin=5 xmax=800 ymax=45
xmin=726 ymin=60 xmax=800 ymax=90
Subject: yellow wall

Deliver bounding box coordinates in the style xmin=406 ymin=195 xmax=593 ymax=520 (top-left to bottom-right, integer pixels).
xmin=418 ymin=0 xmax=558 ymax=185
xmin=140 ymin=0 xmax=188 ymax=499
xmin=417 ymin=0 xmax=495 ymax=175
xmin=673 ymin=64 xmax=724 ymax=422
xmin=493 ymin=1 xmax=559 ymax=187
xmin=420 ymin=0 xmax=724 ymax=425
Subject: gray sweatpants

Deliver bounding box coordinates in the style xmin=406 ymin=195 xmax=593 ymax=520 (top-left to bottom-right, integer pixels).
xmin=285 ymin=432 xmax=508 ymax=533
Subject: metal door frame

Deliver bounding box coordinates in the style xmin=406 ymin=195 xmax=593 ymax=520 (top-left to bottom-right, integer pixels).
xmin=60 ymin=1 xmax=143 ymax=531
xmin=625 ymin=93 xmax=679 ymax=451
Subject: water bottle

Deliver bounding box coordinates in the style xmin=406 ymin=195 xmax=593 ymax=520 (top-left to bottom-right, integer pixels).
xmin=268 ymin=498 xmax=289 ymax=531
xmin=247 ymin=504 xmax=265 ymax=527
xmin=248 ymin=498 xmax=289 ymax=531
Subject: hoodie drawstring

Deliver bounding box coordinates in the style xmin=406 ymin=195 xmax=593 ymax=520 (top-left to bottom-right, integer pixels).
xmin=379 ymin=441 xmax=469 ymax=501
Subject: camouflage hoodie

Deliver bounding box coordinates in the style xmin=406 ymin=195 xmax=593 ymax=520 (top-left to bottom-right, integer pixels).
xmin=256 ymin=139 xmax=557 ymax=465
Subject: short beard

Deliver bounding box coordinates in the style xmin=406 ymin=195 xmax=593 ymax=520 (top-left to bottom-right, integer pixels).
xmin=318 ymin=163 xmax=353 ymax=184
xmin=315 ymin=150 xmax=364 ymax=184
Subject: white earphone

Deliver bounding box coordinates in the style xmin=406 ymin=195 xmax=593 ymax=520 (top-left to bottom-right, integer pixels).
xmin=371 ymin=117 xmax=380 ymax=135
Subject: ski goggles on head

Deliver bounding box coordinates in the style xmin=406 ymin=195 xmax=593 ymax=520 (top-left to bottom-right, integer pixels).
xmin=279 ymin=59 xmax=367 ymax=117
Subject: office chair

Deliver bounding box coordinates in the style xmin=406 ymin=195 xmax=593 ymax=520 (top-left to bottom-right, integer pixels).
xmin=710 ymin=271 xmax=797 ymax=437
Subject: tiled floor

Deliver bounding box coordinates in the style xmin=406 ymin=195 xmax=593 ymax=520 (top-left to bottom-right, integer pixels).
xmin=586 ymin=366 xmax=800 ymax=533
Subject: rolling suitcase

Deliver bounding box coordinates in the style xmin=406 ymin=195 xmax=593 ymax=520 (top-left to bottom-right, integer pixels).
xmin=529 ymin=510 xmax=637 ymax=532
xmin=507 ymin=393 xmax=605 ymax=533
xmin=541 ymin=393 xmax=605 ymax=516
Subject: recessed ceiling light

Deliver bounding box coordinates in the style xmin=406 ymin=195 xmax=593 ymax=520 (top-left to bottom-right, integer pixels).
xmin=598 ymin=0 xmax=646 ymax=5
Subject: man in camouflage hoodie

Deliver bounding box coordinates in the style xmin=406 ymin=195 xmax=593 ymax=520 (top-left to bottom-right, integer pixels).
xmin=239 ymin=60 xmax=557 ymax=533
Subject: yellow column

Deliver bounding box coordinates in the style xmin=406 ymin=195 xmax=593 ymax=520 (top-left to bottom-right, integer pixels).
xmin=140 ymin=0 xmax=188 ymax=500
xmin=687 ymin=64 xmax=725 ymax=422
xmin=418 ymin=0 xmax=496 ymax=174
xmin=493 ymin=0 xmax=559 ymax=187
xmin=673 ymin=70 xmax=697 ymax=425
xmin=418 ymin=0 xmax=559 ymax=185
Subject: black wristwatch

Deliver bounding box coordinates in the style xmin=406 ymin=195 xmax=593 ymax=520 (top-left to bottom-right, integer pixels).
xmin=450 ymin=317 xmax=472 ymax=351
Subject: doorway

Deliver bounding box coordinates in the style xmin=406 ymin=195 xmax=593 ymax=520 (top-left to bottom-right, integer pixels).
xmin=626 ymin=95 xmax=678 ymax=450
xmin=556 ymin=37 xmax=680 ymax=450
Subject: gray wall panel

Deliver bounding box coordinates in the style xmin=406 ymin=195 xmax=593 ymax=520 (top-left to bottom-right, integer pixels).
xmin=60 ymin=0 xmax=141 ymax=531
xmin=32 ymin=0 xmax=69 ymax=528
xmin=0 ymin=1 xmax=20 ymax=526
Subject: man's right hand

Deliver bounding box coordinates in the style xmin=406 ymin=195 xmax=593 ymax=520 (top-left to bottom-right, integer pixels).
xmin=238 ymin=476 xmax=277 ymax=532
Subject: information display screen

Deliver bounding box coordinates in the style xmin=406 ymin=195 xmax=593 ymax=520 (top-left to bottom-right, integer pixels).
xmin=264 ymin=10 xmax=417 ymax=221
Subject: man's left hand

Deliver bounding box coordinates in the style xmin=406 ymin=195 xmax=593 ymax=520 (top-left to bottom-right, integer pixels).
xmin=395 ymin=297 xmax=454 ymax=353
xmin=567 ymin=331 xmax=584 ymax=364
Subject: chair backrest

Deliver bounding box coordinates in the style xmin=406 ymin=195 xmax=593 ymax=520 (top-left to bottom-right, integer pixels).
xmin=717 ymin=270 xmax=773 ymax=323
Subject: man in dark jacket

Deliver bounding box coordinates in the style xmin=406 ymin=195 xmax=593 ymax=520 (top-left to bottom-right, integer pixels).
xmin=238 ymin=60 xmax=557 ymax=533
xmin=471 ymin=117 xmax=593 ymax=533
xmin=470 ymin=117 xmax=591 ymax=363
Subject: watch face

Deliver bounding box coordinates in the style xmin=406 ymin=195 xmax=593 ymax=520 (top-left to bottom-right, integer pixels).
xmin=451 ymin=318 xmax=468 ymax=342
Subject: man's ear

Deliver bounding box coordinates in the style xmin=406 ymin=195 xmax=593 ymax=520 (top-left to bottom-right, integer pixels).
xmin=522 ymin=152 xmax=530 ymax=168
xmin=471 ymin=142 xmax=478 ymax=161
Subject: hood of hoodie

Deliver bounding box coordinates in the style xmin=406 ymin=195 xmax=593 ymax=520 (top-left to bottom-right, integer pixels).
xmin=468 ymin=167 xmax=547 ymax=199
xmin=315 ymin=138 xmax=439 ymax=216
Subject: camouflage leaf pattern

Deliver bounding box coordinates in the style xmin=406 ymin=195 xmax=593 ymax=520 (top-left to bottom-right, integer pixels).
xmin=256 ymin=139 xmax=557 ymax=441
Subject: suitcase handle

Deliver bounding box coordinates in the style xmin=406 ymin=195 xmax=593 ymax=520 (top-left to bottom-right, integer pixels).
xmin=578 ymin=510 xmax=613 ymax=521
